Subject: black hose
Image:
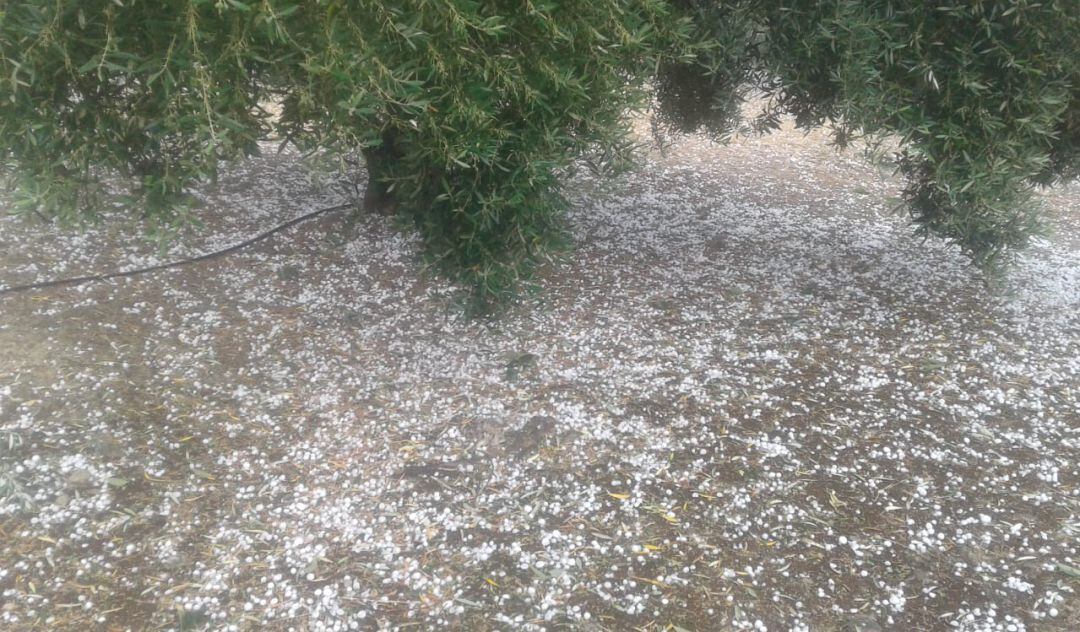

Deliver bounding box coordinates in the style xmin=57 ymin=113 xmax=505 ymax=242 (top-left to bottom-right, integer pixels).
xmin=0 ymin=201 xmax=353 ymax=297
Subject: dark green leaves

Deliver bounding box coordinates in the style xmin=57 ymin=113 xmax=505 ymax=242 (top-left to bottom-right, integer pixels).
xmin=658 ymin=0 xmax=1078 ymax=275
xmin=2 ymin=0 xmax=1075 ymax=306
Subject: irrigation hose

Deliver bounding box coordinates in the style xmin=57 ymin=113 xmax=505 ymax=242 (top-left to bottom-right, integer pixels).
xmin=0 ymin=201 xmax=353 ymax=297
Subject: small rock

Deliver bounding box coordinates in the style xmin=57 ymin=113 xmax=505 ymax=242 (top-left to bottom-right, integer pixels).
xmin=161 ymin=553 xmax=187 ymax=570
xmin=470 ymin=417 xmax=505 ymax=455
xmin=89 ymin=432 xmax=124 ymax=459
xmin=703 ymin=234 xmax=727 ymax=256
xmin=276 ymin=264 xmax=303 ymax=281
xmin=343 ymin=309 xmax=364 ymax=327
xmin=646 ymin=296 xmax=679 ymax=311
xmin=504 ymin=352 xmax=538 ymax=381
xmin=54 ymin=492 xmax=70 ymax=508
xmin=506 ymin=415 xmax=556 ymax=457
xmin=844 ymin=615 xmax=883 ymax=632
xmin=66 ymin=468 xmax=95 ymax=489
xmin=960 ymin=543 xmax=988 ymax=566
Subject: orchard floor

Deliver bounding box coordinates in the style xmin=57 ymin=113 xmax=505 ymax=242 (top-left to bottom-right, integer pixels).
xmin=1 ymin=122 xmax=1079 ymax=632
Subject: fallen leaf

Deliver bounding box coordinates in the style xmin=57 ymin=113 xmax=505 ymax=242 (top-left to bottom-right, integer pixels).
xmin=106 ymin=476 xmax=131 ymax=488
xmin=630 ymin=575 xmax=667 ymax=588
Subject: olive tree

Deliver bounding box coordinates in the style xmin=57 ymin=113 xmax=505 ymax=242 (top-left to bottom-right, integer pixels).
xmin=2 ymin=1 xmax=1077 ymax=306
xmin=0 ymin=0 xmax=684 ymax=307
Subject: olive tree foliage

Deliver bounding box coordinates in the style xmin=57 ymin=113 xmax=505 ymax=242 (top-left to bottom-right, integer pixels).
xmin=0 ymin=0 xmax=684 ymax=306
xmin=655 ymin=0 xmax=1079 ymax=273
xmin=1 ymin=2 xmax=1078 ymax=307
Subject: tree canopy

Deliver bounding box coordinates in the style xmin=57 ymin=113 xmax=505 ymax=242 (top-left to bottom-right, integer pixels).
xmin=2 ymin=1 xmax=1077 ymax=306
xmin=656 ymin=0 xmax=1079 ymax=272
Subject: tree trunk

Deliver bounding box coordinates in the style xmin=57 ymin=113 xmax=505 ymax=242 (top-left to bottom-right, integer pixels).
xmin=361 ymin=130 xmax=399 ymax=216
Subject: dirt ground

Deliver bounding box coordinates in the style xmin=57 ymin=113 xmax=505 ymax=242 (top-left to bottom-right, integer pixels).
xmin=1 ymin=119 xmax=1078 ymax=631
